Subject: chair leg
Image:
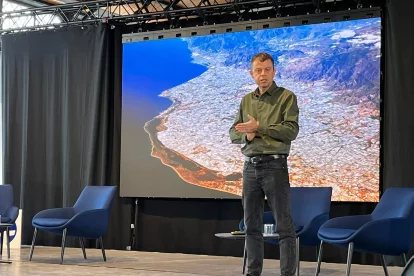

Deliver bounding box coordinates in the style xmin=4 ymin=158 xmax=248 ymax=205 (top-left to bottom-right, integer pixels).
xmin=242 ymin=240 xmax=247 ymax=275
xmin=296 ymin=237 xmax=300 ymax=276
xmin=402 ymin=253 xmax=407 ymax=266
xmin=99 ymin=236 xmax=106 ymax=262
xmin=346 ymin=242 xmax=354 ymax=276
xmin=0 ymin=230 xmax=3 ymax=256
xmin=29 ymin=228 xmax=38 ymax=261
xmin=6 ymin=227 xmax=10 ymax=259
xmin=60 ymin=229 xmax=67 ymax=265
xmin=315 ymin=241 xmax=323 ymax=276
xmin=380 ymin=255 xmax=389 ymax=276
xmin=79 ymin=238 xmax=87 ymax=260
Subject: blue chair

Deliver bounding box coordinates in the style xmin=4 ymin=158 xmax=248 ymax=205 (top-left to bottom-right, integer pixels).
xmin=29 ymin=186 xmax=117 ymax=264
xmin=239 ymin=187 xmax=333 ymax=276
xmin=0 ymin=184 xmax=19 ymax=258
xmin=317 ymin=188 xmax=414 ymax=276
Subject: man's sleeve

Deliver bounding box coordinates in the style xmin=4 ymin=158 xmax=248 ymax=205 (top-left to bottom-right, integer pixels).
xmin=229 ymin=101 xmax=248 ymax=144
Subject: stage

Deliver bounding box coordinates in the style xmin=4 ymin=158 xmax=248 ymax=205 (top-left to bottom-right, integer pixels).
xmin=0 ymin=247 xmax=403 ymax=275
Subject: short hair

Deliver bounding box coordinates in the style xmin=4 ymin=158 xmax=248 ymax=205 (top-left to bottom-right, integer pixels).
xmin=251 ymin=53 xmax=275 ymax=68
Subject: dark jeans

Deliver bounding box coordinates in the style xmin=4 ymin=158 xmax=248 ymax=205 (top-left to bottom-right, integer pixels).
xmin=243 ymin=158 xmax=296 ymax=276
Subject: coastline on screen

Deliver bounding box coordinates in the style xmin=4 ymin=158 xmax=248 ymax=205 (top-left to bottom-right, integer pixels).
xmin=121 ymin=18 xmax=381 ymax=202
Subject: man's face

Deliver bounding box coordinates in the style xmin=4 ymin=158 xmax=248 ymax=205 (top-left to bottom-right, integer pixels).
xmin=250 ymin=59 xmax=276 ymax=91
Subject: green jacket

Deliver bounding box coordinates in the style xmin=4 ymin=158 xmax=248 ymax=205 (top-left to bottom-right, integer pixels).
xmin=229 ymin=82 xmax=299 ymax=157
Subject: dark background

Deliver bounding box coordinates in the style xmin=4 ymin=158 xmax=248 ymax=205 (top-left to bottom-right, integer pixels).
xmin=2 ymin=0 xmax=413 ymax=267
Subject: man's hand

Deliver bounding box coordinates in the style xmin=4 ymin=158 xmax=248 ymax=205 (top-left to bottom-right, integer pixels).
xmin=246 ymin=132 xmax=256 ymax=141
xmin=235 ymin=115 xmax=259 ymax=133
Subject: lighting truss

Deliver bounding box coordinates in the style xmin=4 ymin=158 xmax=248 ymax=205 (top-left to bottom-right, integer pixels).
xmin=0 ymin=0 xmax=382 ymax=33
xmin=0 ymin=0 xmax=320 ymax=33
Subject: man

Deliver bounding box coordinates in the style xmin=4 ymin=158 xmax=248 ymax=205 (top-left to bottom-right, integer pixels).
xmin=229 ymin=52 xmax=299 ymax=276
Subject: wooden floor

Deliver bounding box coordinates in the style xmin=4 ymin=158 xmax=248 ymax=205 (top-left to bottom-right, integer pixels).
xmin=0 ymin=247 xmax=403 ymax=275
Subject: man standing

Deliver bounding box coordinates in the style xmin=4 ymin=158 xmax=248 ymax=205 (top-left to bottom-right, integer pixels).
xmin=229 ymin=52 xmax=299 ymax=276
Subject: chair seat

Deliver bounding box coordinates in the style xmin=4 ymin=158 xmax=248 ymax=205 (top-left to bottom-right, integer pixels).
xmin=318 ymin=227 xmax=357 ymax=240
xmin=295 ymin=225 xmax=303 ymax=233
xmin=0 ymin=216 xmax=12 ymax=223
xmin=33 ymin=218 xmax=70 ymax=227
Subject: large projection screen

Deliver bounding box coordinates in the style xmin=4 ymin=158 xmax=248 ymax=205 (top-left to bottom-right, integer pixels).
xmin=120 ymin=15 xmax=381 ymax=202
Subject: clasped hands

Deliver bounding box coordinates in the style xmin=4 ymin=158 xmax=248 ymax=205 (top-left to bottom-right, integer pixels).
xmin=235 ymin=115 xmax=259 ymax=141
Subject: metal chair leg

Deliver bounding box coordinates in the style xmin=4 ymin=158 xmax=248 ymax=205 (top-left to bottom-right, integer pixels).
xmin=6 ymin=227 xmax=10 ymax=259
xmin=0 ymin=230 xmax=3 ymax=256
xmin=29 ymin=228 xmax=38 ymax=261
xmin=242 ymin=240 xmax=247 ymax=274
xmin=380 ymin=255 xmax=389 ymax=276
xmin=296 ymin=237 xmax=300 ymax=276
xmin=60 ymin=229 xmax=67 ymax=265
xmin=402 ymin=253 xmax=407 ymax=266
xmin=315 ymin=241 xmax=323 ymax=276
xmin=99 ymin=236 xmax=106 ymax=262
xmin=0 ymin=230 xmax=10 ymax=264
xmin=346 ymin=242 xmax=354 ymax=276
xmin=79 ymin=238 xmax=87 ymax=259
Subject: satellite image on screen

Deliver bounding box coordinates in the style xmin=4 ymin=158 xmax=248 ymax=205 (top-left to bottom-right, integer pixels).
xmin=121 ymin=18 xmax=381 ymax=202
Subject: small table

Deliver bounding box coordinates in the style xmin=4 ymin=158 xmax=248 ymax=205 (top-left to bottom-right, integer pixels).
xmin=0 ymin=223 xmax=12 ymax=264
xmin=215 ymin=233 xmax=279 ymax=274
xmin=215 ymin=233 xmax=279 ymax=239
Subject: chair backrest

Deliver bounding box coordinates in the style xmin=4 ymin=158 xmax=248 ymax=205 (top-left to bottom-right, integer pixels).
xmin=73 ymin=186 xmax=117 ymax=213
xmin=290 ymin=187 xmax=333 ymax=227
xmin=248 ymin=187 xmax=333 ymax=227
xmin=0 ymin=184 xmax=14 ymax=215
xmin=371 ymin=188 xmax=414 ymax=221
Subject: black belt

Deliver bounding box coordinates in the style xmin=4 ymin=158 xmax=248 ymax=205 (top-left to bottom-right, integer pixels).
xmin=245 ymin=154 xmax=287 ymax=164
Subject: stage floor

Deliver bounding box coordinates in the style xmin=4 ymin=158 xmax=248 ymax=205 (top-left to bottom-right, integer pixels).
xmin=0 ymin=247 xmax=403 ymax=275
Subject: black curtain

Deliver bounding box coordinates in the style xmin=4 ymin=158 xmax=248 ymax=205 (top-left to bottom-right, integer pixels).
xmin=382 ymin=0 xmax=414 ymax=265
xmin=383 ymin=1 xmax=414 ymax=190
xmin=1 ymin=25 xmax=130 ymax=250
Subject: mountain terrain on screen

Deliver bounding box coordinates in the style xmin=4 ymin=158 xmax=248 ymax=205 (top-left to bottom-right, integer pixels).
xmin=140 ymin=18 xmax=380 ymax=201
